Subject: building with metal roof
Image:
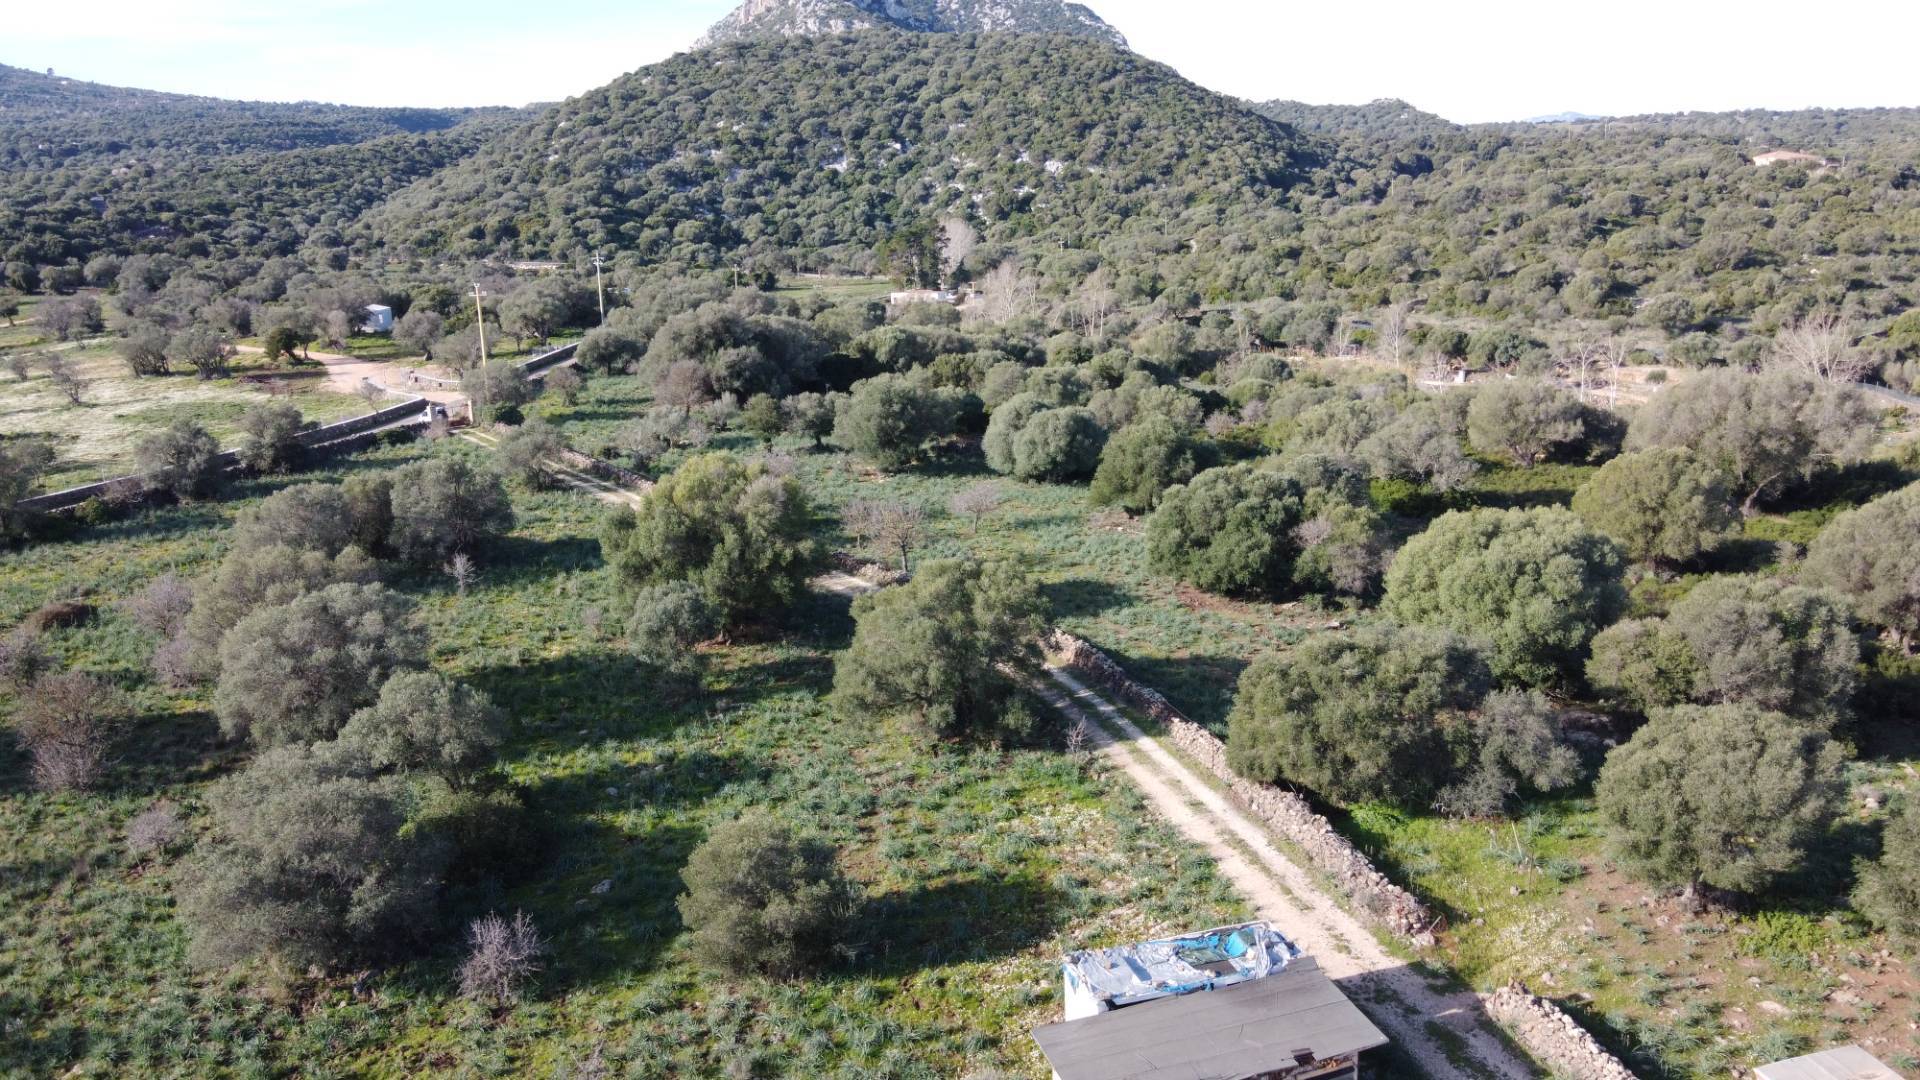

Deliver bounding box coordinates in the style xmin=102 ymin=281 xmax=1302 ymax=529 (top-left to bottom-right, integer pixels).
xmin=1756 ymin=1045 xmax=1902 ymax=1080
xmin=1034 ymin=923 xmax=1388 ymax=1080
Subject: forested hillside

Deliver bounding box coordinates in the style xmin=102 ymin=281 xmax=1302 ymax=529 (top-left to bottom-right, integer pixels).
xmin=0 ymin=64 xmax=524 ymax=268
xmin=1253 ymin=98 xmax=1920 ymax=349
xmin=354 ymin=31 xmax=1328 ymax=281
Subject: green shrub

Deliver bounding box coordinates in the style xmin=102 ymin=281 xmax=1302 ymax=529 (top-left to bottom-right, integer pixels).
xmin=676 ymin=813 xmax=855 ymax=977
xmin=1384 ymin=506 xmax=1626 ymax=685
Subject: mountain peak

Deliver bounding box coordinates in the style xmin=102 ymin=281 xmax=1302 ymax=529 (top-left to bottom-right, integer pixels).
xmin=696 ymin=0 xmax=1127 ymax=49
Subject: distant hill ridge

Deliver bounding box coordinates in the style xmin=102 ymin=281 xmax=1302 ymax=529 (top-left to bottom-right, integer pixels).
xmin=696 ymin=0 xmax=1127 ymax=48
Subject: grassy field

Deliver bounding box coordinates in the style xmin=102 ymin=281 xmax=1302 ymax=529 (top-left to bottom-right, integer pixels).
xmin=0 ymin=437 xmax=1264 ymax=1079
xmin=0 ymin=339 xmax=368 ymax=490
xmin=774 ymin=275 xmax=896 ymax=303
xmin=532 ymin=373 xmax=1920 ymax=1076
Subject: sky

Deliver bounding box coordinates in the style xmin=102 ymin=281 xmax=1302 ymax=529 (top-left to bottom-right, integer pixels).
xmin=7 ymin=0 xmax=1919 ymax=123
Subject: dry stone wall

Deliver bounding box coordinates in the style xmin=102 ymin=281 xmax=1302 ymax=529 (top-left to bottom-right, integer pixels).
xmin=1043 ymin=629 xmax=1439 ymax=948
xmin=1485 ymin=984 xmax=1639 ymax=1080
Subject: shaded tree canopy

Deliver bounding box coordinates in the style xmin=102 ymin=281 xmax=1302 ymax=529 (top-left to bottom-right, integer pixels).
xmin=601 ymin=452 xmax=820 ymax=623
xmin=1595 ymin=704 xmax=1842 ymax=899
xmin=1383 ymin=507 xmax=1626 ymax=685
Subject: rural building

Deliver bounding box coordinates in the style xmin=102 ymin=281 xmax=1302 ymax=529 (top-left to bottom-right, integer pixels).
xmin=1031 ymin=922 xmax=1387 ymax=1080
xmin=888 ymin=288 xmax=960 ymax=306
xmin=1756 ymin=1045 xmax=1901 ymax=1080
xmin=361 ymin=304 xmax=395 ymax=333
xmin=1752 ymin=149 xmax=1831 ymax=167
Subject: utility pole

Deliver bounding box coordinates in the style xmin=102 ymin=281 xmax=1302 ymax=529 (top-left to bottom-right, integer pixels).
xmin=472 ymin=284 xmax=488 ymax=365
xmin=591 ymin=253 xmax=607 ymax=324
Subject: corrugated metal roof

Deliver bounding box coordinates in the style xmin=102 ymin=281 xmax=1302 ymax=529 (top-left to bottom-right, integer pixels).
xmin=1756 ymin=1046 xmax=1902 ymax=1080
xmin=1032 ymin=955 xmax=1388 ymax=1080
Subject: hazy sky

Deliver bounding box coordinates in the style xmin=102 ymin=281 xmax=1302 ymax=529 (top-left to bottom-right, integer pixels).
xmin=8 ymin=0 xmax=1918 ymax=123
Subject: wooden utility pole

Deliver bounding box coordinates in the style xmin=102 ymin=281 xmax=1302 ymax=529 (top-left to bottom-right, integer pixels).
xmin=591 ymin=253 xmax=607 ymax=325
xmin=472 ymin=284 xmax=488 ymax=365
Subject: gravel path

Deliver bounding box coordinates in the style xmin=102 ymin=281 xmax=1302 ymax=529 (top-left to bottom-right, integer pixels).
xmin=1037 ymin=667 xmax=1542 ymax=1080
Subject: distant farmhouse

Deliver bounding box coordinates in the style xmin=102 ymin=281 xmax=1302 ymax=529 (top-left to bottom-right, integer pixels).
xmin=1031 ymin=922 xmax=1387 ymax=1080
xmin=888 ymin=288 xmax=961 ymax=306
xmin=1752 ymin=149 xmax=1834 ymax=168
xmin=360 ymin=304 xmax=394 ymax=333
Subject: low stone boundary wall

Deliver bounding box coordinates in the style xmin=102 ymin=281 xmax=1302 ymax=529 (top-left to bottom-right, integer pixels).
xmin=1044 ymin=629 xmax=1439 ymax=949
xmin=556 ymin=448 xmax=652 ymax=492
xmin=295 ymin=398 xmax=427 ymax=446
xmin=519 ymin=341 xmax=579 ymax=375
xmin=1485 ymin=984 xmax=1638 ymax=1080
xmin=17 ymin=417 xmax=423 ymax=515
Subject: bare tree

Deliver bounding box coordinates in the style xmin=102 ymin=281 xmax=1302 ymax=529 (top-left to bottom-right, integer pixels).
xmin=1563 ymin=342 xmax=1602 ymax=401
xmin=845 ymin=499 xmax=928 ymax=572
xmin=444 ymin=553 xmax=477 ymax=595
xmin=939 ymin=216 xmax=979 ymax=286
xmin=1076 ymin=268 xmax=1120 ymax=341
xmin=948 ymin=482 xmax=1006 ymax=535
xmin=1375 ymin=301 xmax=1414 ymax=367
xmin=125 ymin=801 xmax=185 ymax=857
xmin=975 ymin=261 xmax=1039 ymax=325
xmin=42 ymin=352 xmax=84 ymax=405
xmin=1773 ymin=311 xmax=1869 ymax=383
xmin=355 ymin=379 xmax=387 ymax=414
xmin=4 ymin=349 xmax=34 ymax=382
xmin=459 ymin=911 xmax=546 ymax=1006
xmin=14 ymin=670 xmax=130 ymax=792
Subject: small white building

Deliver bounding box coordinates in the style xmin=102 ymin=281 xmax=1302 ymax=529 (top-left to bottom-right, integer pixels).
xmin=361 ymin=304 xmax=395 ymax=334
xmin=888 ymin=289 xmax=960 ymax=306
xmin=1033 ymin=922 xmax=1388 ymax=1080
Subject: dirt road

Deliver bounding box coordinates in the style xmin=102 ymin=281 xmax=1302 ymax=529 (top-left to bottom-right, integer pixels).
xmin=233 ymin=344 xmax=465 ymax=405
xmin=1037 ymin=667 xmax=1540 ymax=1079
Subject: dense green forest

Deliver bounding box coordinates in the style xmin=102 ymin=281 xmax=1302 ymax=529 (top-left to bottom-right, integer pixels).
xmin=0 ymin=64 xmax=525 ymax=268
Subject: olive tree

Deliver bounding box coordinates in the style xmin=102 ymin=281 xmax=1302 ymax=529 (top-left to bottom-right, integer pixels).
xmin=179 ymin=745 xmax=447 ymax=969
xmin=575 ymin=326 xmax=644 ymax=374
xmin=1227 ymin=626 xmax=1491 ymax=806
xmin=833 ymin=373 xmax=963 ymax=470
xmin=231 ymin=483 xmax=361 ymax=556
xmin=236 ymin=401 xmax=307 ymax=474
xmin=989 ymin=404 xmax=1105 ymax=482
xmin=463 ymin=362 xmax=537 ymax=424
xmin=1596 ymin=704 xmax=1842 ymax=905
xmin=0 ymin=439 xmax=56 ymax=539
xmin=337 ymin=671 xmax=504 ymax=787
xmin=626 ymin=580 xmax=720 ymax=680
xmin=1384 ymin=507 xmax=1626 ymax=685
xmin=494 ymin=418 xmax=568 ymax=489
xmin=832 ymin=558 xmax=1045 ymax=741
xmin=1626 ymin=368 xmax=1875 ymax=512
xmin=1089 ymin=416 xmax=1201 ymax=512
xmin=601 ymin=452 xmax=819 ymax=623
xmin=214 ymin=583 xmax=427 ymax=746
xmin=1146 ymin=464 xmax=1307 ymax=597
xmin=1590 ymin=577 xmax=1856 ymax=724
xmin=388 ymin=456 xmax=515 ymax=564
xmin=1855 ymin=802 xmax=1920 ymax=954
xmin=135 ymin=420 xmax=224 ymax=500
xmin=1805 ymin=482 xmax=1920 ymax=650
xmin=1466 ymin=379 xmax=1587 ymax=466
xmin=1570 ymin=448 xmax=1738 ymax=565
xmin=782 ymin=391 xmax=837 ymax=449
xmin=675 ymin=812 xmax=855 ymax=977
xmin=177 ymin=544 xmax=380 ymax=678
